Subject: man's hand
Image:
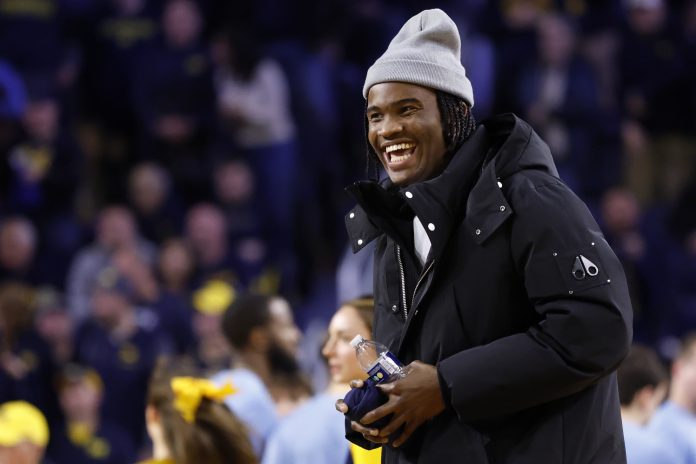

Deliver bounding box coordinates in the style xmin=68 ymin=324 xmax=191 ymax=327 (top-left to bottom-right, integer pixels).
xmin=335 ymin=379 xmax=388 ymax=444
xmin=360 ymin=361 xmax=445 ymax=447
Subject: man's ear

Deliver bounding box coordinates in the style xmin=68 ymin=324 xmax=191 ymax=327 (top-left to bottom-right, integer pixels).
xmin=248 ymin=326 xmax=270 ymax=352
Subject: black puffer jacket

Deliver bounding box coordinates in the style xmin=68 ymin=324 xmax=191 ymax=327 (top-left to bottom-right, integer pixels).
xmin=345 ymin=114 xmax=632 ymax=464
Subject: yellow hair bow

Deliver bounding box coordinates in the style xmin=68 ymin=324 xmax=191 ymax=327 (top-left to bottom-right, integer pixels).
xmin=171 ymin=377 xmax=237 ymax=423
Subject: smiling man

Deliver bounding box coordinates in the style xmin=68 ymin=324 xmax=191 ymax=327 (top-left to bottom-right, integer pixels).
xmin=366 ymin=84 xmax=448 ymax=187
xmin=337 ymin=8 xmax=633 ymax=464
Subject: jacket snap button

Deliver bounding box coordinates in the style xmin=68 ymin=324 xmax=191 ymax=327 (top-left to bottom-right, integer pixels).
xmin=499 ymin=206 xmax=506 ymax=212
xmin=391 ymin=305 xmax=398 ymax=312
xmin=428 ymin=223 xmax=435 ymax=231
xmin=349 ymin=212 xmax=355 ymax=219
xmin=405 ymin=191 xmax=413 ymax=199
xmin=475 ymin=229 xmax=481 ymax=235
xmin=357 ymin=239 xmax=363 ymax=246
xmin=497 ymin=181 xmax=503 ymax=188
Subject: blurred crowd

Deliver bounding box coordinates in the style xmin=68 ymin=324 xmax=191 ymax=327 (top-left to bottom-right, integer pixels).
xmin=1 ymin=0 xmax=696 ymax=462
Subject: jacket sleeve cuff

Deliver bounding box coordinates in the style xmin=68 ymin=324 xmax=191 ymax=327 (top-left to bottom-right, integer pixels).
xmin=436 ymin=362 xmax=455 ymax=413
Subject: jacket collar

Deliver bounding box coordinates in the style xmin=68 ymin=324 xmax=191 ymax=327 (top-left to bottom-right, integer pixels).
xmin=345 ymin=180 xmax=412 ymax=253
xmin=344 ymin=124 xmax=486 ymax=259
xmin=345 ymin=114 xmax=557 ymax=253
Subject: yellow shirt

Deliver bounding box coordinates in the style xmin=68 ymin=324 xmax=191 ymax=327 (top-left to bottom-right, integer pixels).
xmin=137 ymin=459 xmax=175 ymax=464
xmin=350 ymin=443 xmax=382 ymax=464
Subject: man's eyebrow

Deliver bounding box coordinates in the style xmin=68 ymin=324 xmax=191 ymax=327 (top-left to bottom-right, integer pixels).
xmin=366 ymin=98 xmax=422 ymax=113
xmin=393 ymin=98 xmax=422 ymax=106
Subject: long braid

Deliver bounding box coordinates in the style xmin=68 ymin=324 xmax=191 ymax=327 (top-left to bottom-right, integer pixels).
xmin=364 ymin=90 xmax=477 ymax=180
xmin=436 ymin=90 xmax=477 ymax=156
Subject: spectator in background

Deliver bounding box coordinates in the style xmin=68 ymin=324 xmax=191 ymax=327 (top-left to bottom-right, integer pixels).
xmin=600 ymin=188 xmax=657 ymax=342
xmin=0 ymin=282 xmax=60 ymax=427
xmin=185 ymin=202 xmax=275 ymax=292
xmin=263 ymin=297 xmax=381 ymax=464
xmin=128 ymin=161 xmax=183 ymax=244
xmin=79 ymin=0 xmax=160 ymax=203
xmin=574 ymin=0 xmax=624 ymax=113
xmin=111 ymin=244 xmax=160 ymax=306
xmin=73 ymin=267 xmax=167 ymax=451
xmin=157 ymin=238 xmax=195 ymax=296
xmin=33 ymin=286 xmax=74 ymax=364
xmin=619 ymin=0 xmax=696 ymax=205
xmin=212 ymin=159 xmax=277 ymax=294
xmin=151 ymin=238 xmax=196 ymax=356
xmin=185 ymin=203 xmax=236 ymax=287
xmin=3 ymin=87 xmax=82 ymax=217
xmin=0 ymin=400 xmax=49 ymax=464
xmin=652 ymin=177 xmax=696 ymax=340
xmin=214 ymin=27 xmax=298 ymax=281
xmin=67 ymin=205 xmax=156 ymax=321
xmin=109 ymin=243 xmax=185 ymax=354
xmin=618 ymin=344 xmax=678 ymax=464
xmin=189 ymin=278 xmax=234 ymax=375
xmin=212 ymin=158 xmax=264 ymax=244
xmin=48 ymin=364 xmax=136 ymax=464
xmin=485 ymin=0 xmax=551 ymax=113
xmin=132 ymin=0 xmax=215 ymax=204
xmin=219 ymin=293 xmax=309 ymax=417
xmin=1 ymin=87 xmax=84 ymax=285
xmin=515 ymin=12 xmax=609 ymax=202
xmin=142 ymin=360 xmax=257 ymax=464
xmin=0 ymin=216 xmax=42 ymax=285
xmin=212 ymin=293 xmax=308 ymax=454
xmin=649 ymin=334 xmax=696 ymax=462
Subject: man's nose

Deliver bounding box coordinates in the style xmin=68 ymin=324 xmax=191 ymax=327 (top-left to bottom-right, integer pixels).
xmin=378 ymin=116 xmax=403 ymax=138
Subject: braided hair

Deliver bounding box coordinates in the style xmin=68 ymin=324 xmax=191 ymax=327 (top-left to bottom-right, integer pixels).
xmin=364 ymin=90 xmax=477 ymax=180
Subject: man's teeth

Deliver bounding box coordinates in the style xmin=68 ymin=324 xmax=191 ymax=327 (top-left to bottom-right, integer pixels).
xmin=385 ymin=143 xmax=415 ymax=163
xmin=385 ymin=143 xmax=415 ymax=154
xmin=390 ymin=153 xmax=412 ymax=163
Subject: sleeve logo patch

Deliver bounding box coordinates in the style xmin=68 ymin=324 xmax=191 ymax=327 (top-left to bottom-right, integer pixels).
xmin=572 ymin=255 xmax=599 ymax=280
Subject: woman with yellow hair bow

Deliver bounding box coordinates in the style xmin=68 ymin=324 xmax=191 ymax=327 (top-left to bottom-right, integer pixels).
xmin=140 ymin=359 xmax=257 ymax=464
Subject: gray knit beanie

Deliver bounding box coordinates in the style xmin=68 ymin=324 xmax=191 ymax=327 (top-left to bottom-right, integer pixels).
xmin=363 ymin=9 xmax=474 ymax=107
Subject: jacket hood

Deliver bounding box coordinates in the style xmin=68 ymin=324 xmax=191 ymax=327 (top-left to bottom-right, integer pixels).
xmin=460 ymin=113 xmax=559 ymax=246
xmin=480 ymin=113 xmax=558 ymax=181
